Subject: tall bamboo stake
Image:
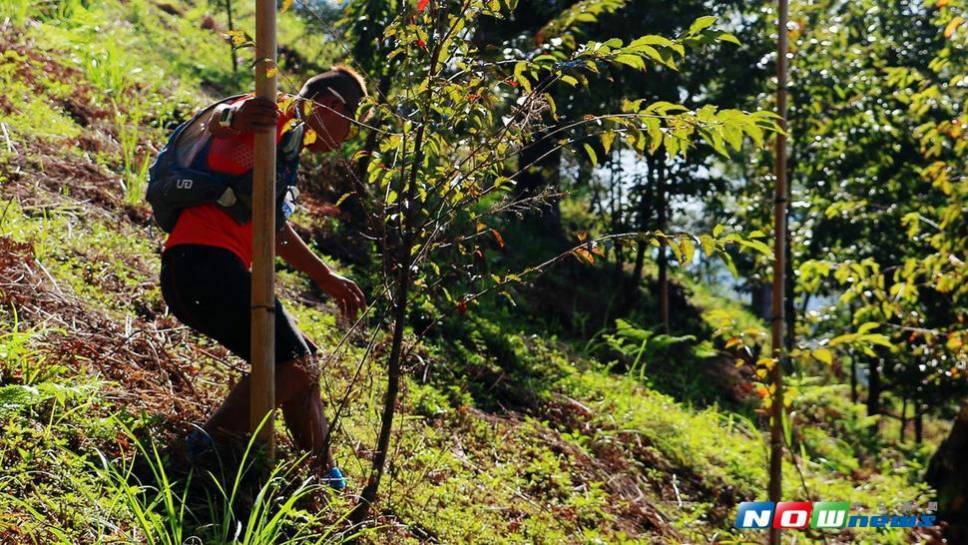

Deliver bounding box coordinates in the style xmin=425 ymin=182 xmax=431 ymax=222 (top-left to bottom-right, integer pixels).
xmin=768 ymin=0 xmax=789 ymax=543
xmin=250 ymin=0 xmax=277 ymax=458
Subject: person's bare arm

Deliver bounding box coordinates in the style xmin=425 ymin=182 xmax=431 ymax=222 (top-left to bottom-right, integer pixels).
xmin=208 ymin=96 xmax=279 ymax=138
xmin=276 ymin=222 xmax=366 ymax=321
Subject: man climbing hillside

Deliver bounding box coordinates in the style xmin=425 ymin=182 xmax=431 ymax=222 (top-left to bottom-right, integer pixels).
xmin=152 ymin=67 xmax=368 ymax=490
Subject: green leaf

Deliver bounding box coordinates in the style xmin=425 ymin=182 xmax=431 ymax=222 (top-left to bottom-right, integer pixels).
xmin=699 ymin=234 xmax=716 ymax=256
xmin=614 ymin=54 xmax=645 ymax=70
xmin=680 ymin=237 xmax=696 ymax=263
xmin=739 ymin=239 xmax=772 ymax=256
xmin=583 ymin=143 xmax=598 ymax=166
xmin=717 ymin=32 xmax=741 ymax=45
xmin=513 ymin=61 xmax=532 ymax=92
xmin=858 ymin=322 xmax=879 ymax=334
xmin=812 ymin=348 xmax=834 ymax=365
xmin=601 ymin=132 xmax=615 ymax=155
xmin=667 ymin=236 xmax=684 ymax=263
xmin=629 ymin=35 xmax=675 ymax=49
xmin=864 ymin=333 xmax=894 ymax=349
xmin=722 ymin=252 xmax=739 ymax=278
xmin=645 ymin=117 xmax=662 ymax=153
xmin=688 ymin=16 xmax=717 ymax=35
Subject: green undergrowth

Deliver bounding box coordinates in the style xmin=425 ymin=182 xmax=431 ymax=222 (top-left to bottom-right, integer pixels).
xmin=0 ymin=186 xmax=936 ymax=544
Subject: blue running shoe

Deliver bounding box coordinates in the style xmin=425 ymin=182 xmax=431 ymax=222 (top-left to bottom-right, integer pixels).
xmin=323 ymin=467 xmax=347 ymax=490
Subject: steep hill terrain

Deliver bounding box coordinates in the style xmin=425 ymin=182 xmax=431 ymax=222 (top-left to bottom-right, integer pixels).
xmin=0 ymin=1 xmax=942 ymax=544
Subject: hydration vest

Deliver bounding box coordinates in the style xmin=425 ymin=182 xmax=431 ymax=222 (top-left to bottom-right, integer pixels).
xmin=146 ymin=95 xmax=304 ymax=233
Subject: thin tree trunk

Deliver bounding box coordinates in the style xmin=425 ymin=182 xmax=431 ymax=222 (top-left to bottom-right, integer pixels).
xmin=867 ymin=358 xmax=882 ymax=417
xmin=612 ymin=173 xmax=625 ymax=283
xmin=767 ymin=1 xmax=789 ymax=543
xmin=631 ymin=240 xmax=646 ymax=288
xmin=351 ymin=255 xmax=409 ymax=527
xmin=850 ymin=355 xmax=858 ymax=403
xmin=784 ymin=209 xmax=795 ymax=354
xmin=512 ymin=123 xmax=565 ymax=242
xmin=629 ymin=162 xmax=654 ymax=299
xmin=353 ymin=30 xmax=444 ymax=516
xmin=350 ymin=99 xmax=427 ymax=527
xmin=915 ymin=407 xmax=924 ymax=445
xmin=900 ymin=395 xmax=908 ymax=442
xmin=656 ymin=158 xmax=669 ymax=333
xmin=612 ymin=245 xmax=623 ymax=281
xmin=226 ymin=0 xmax=238 ymax=74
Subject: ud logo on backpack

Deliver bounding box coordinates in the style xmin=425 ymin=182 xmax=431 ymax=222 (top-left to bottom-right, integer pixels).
xmin=146 ymin=95 xmax=305 ymax=233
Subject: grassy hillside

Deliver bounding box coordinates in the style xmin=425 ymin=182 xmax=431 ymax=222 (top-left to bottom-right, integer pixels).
xmin=0 ymin=1 xmax=941 ymax=544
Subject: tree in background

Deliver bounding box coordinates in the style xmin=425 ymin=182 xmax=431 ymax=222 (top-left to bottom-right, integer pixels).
xmin=471 ymin=0 xmax=773 ymax=332
xmin=708 ymin=4 xmax=965 ymax=537
xmin=335 ymin=0 xmax=776 ymax=526
xmin=717 ymin=0 xmax=965 ymax=424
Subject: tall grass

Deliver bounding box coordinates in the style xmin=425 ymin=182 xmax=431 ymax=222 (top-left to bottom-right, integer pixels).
xmin=0 ymin=306 xmax=40 ymax=385
xmin=0 ymin=0 xmax=86 ymax=24
xmin=115 ymin=108 xmax=152 ymax=206
xmin=0 ymin=0 xmax=31 ymax=26
xmin=95 ymin=419 xmax=362 ymax=545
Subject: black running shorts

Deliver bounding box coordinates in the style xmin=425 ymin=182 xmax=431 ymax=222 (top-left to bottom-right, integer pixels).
xmin=160 ymin=244 xmax=316 ymax=364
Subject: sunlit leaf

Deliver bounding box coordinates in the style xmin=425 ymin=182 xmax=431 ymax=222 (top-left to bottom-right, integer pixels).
xmin=811 ymin=348 xmax=834 ymax=365
xmin=302 ymin=128 xmax=317 ymax=146
xmin=583 ymin=143 xmax=598 ymax=166
xmin=601 ymin=132 xmax=615 ymax=155
xmin=688 ymin=16 xmax=717 ymax=35
xmin=264 ymin=59 xmax=278 ymax=79
xmin=614 ymin=54 xmax=645 ymax=70
xmin=574 ymin=247 xmax=596 ymax=264
xmin=944 ymin=16 xmax=964 ymax=39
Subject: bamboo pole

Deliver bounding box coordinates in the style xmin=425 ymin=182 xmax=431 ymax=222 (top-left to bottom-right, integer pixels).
xmin=768 ymin=0 xmax=789 ymax=543
xmin=250 ymin=0 xmax=277 ymax=458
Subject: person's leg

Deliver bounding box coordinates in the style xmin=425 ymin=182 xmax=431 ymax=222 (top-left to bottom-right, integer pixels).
xmin=202 ymin=355 xmax=329 ymax=466
xmin=162 ymin=245 xmax=334 ymax=470
xmin=281 ymin=378 xmax=333 ymax=469
xmin=273 ymin=303 xmax=335 ymax=471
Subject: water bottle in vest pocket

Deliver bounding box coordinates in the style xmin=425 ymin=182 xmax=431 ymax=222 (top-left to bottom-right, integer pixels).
xmin=146 ymin=96 xmax=304 ymax=233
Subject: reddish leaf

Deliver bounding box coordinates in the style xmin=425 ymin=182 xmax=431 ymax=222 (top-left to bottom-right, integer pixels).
xmin=573 ymin=247 xmax=595 ymax=264
xmin=457 ymin=300 xmax=467 ymax=315
xmin=416 ymin=39 xmax=427 ymax=49
xmin=417 ymin=0 xmax=429 ymax=11
xmin=490 ymin=228 xmax=505 ymax=249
